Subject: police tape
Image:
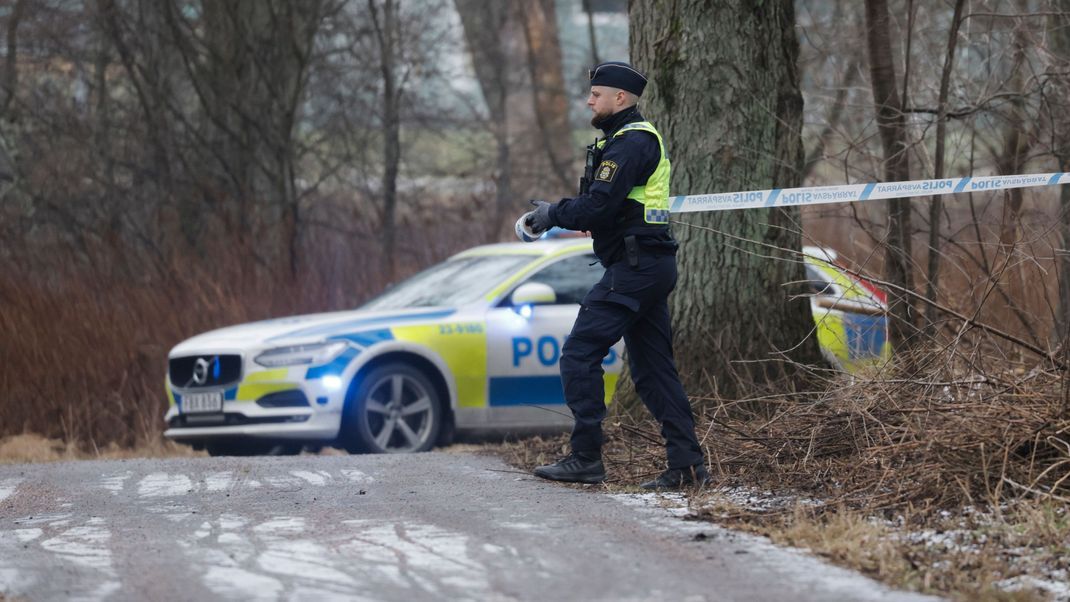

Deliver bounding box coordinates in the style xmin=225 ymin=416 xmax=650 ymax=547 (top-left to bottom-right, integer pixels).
xmin=668 ymin=172 xmax=1070 ymax=214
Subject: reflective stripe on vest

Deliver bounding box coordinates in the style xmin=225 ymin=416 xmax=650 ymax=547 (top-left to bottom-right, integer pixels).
xmin=597 ymin=121 xmax=671 ymax=224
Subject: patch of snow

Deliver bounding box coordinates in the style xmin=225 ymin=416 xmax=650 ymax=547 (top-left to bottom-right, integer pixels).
xmin=498 ymin=521 xmax=540 ymax=532
xmin=257 ymin=539 xmax=358 ymax=586
xmin=37 ymin=517 xmax=121 ymax=601
xmin=253 ymin=516 xmax=307 ymax=539
xmin=194 ymin=521 xmax=212 ymax=539
xmin=997 ymin=573 xmax=1070 ymax=601
xmin=609 ymin=492 xmax=938 ymax=602
xmin=99 ymin=471 xmax=132 ymax=495
xmin=291 ymin=470 xmax=332 ymax=486
xmin=0 ymin=477 xmax=22 ymax=502
xmin=341 ymin=469 xmax=375 ymax=484
xmin=203 ymin=566 xmax=284 ymax=602
xmin=137 ymin=473 xmax=193 ymax=497
xmin=338 ymin=520 xmax=490 ymax=595
xmin=265 ymin=475 xmax=304 ymax=489
xmin=14 ymin=528 xmax=42 ymax=543
xmin=218 ymin=514 xmax=248 ymax=530
xmin=203 ymin=471 xmax=233 ymax=492
xmin=703 ymin=485 xmax=823 ymax=513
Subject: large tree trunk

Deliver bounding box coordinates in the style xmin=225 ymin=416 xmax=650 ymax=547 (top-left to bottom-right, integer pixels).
xmin=864 ymin=0 xmax=914 ymax=350
xmin=1049 ymin=4 xmax=1070 ymax=340
xmin=517 ymin=0 xmax=575 ymax=194
xmin=628 ymin=0 xmax=823 ymax=400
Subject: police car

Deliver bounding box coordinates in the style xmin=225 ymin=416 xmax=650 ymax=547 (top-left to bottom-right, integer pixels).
xmin=164 ymin=239 xmax=887 ymax=455
xmin=802 ymin=246 xmax=891 ymax=371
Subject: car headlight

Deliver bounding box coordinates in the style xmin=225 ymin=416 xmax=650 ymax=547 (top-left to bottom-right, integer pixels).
xmin=254 ymin=341 xmax=349 ymax=368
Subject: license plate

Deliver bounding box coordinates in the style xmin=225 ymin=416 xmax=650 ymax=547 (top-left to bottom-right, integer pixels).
xmin=183 ymin=391 xmax=223 ymax=414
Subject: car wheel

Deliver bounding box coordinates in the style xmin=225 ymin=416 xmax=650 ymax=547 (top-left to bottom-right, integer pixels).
xmin=342 ymin=363 xmax=442 ymax=454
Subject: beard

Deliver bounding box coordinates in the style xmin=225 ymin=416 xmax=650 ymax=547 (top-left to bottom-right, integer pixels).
xmin=590 ymin=108 xmax=613 ymax=128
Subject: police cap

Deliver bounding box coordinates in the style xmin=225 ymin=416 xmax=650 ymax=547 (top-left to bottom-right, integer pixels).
xmin=588 ymin=61 xmax=647 ymax=97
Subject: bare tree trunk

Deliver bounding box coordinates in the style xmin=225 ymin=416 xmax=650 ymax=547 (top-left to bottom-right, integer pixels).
xmin=455 ymin=0 xmax=514 ymax=233
xmin=864 ymin=0 xmax=914 ymax=350
xmin=900 ymin=0 xmax=915 ymax=112
xmin=91 ymin=0 xmax=116 ymax=196
xmin=924 ymin=0 xmax=966 ymax=334
xmin=802 ymin=57 xmax=859 ymax=181
xmin=997 ymin=29 xmax=1032 ymax=249
xmin=102 ymin=0 xmax=180 ymax=258
xmin=628 ymin=0 xmax=823 ymax=401
xmin=0 ymin=0 xmax=26 ymax=119
xmin=0 ymin=0 xmax=27 ymax=184
xmin=801 ymin=0 xmax=854 ymax=181
xmin=157 ymin=0 xmax=320 ymax=279
xmin=517 ymin=0 xmax=575 ymax=194
xmin=370 ymin=0 xmax=400 ymax=282
xmin=582 ymin=0 xmax=600 ymax=66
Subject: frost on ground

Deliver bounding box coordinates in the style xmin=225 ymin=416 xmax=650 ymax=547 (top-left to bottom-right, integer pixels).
xmin=885 ymin=505 xmax=1069 ymax=602
xmin=997 ymin=574 xmax=1070 ymax=601
xmin=609 ymin=491 xmax=938 ymax=602
xmin=679 ymin=486 xmax=1070 ymax=602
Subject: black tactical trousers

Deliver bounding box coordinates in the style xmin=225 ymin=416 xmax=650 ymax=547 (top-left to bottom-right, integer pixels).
xmin=559 ymin=252 xmax=704 ymax=469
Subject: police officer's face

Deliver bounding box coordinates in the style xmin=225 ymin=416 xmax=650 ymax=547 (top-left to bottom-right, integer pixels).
xmin=587 ymin=85 xmax=623 ymax=126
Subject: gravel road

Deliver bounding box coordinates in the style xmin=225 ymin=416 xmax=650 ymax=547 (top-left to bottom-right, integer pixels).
xmin=0 ymin=452 xmax=936 ymax=601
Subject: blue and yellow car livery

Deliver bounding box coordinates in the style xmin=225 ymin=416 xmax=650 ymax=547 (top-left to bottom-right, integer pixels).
xmin=164 ymin=240 xmax=621 ymax=455
xmin=802 ymin=246 xmax=891 ymax=372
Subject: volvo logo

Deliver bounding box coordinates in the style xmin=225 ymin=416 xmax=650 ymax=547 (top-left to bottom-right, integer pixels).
xmin=190 ymin=356 xmax=217 ymax=387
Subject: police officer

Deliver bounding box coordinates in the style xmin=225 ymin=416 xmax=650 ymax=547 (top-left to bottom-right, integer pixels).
xmin=524 ymin=61 xmax=708 ymax=490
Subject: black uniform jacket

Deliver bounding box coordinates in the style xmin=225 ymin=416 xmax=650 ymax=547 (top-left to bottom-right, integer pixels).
xmin=548 ymin=106 xmax=677 ymax=266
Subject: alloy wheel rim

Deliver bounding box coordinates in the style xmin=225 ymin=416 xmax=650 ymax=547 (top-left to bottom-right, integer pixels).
xmin=363 ymin=373 xmax=434 ymax=452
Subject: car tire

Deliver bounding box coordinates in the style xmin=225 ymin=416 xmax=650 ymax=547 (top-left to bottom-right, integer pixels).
xmin=341 ymin=362 xmax=442 ymax=454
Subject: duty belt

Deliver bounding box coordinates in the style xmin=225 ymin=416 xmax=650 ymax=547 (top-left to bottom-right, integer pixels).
xmin=608 ymin=235 xmax=675 ymax=268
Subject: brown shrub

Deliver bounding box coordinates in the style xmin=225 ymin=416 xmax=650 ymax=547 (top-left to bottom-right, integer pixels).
xmin=0 ymin=206 xmax=489 ymax=452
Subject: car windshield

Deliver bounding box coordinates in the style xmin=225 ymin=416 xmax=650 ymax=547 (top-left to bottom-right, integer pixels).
xmin=362 ymin=254 xmax=537 ymax=309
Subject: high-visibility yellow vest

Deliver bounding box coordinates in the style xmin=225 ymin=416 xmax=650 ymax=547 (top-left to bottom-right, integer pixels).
xmin=596 ymin=121 xmax=671 ymax=224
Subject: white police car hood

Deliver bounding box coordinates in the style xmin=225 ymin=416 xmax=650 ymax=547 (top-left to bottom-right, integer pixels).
xmin=170 ymin=307 xmax=457 ymax=356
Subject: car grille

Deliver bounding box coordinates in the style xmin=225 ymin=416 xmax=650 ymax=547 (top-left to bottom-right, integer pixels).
xmin=169 ymin=354 xmax=242 ymax=389
xmin=168 ymin=413 xmax=310 ymax=428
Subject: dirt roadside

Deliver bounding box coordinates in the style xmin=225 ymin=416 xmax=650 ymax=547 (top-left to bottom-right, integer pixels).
xmin=497 ymin=433 xmax=1069 ymax=602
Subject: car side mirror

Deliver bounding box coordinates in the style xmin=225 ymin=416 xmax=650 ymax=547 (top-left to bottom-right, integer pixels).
xmin=510 ymin=282 xmax=556 ymax=312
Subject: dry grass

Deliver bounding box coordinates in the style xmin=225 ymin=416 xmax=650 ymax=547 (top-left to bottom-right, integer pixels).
xmin=689 ymin=497 xmax=1066 ymax=601
xmin=497 ymin=342 xmax=1070 ymax=601
xmin=0 ymin=210 xmax=485 ymax=454
xmin=499 ymin=427 xmax=1068 ymax=601
xmin=0 ymin=433 xmax=202 ymax=464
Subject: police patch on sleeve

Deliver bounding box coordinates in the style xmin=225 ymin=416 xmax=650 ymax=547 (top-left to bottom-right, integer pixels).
xmin=595 ymin=160 xmax=618 ymax=183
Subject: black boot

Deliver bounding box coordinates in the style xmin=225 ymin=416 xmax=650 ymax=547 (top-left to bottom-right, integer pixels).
xmin=640 ymin=463 xmax=710 ymax=490
xmin=533 ymin=451 xmax=606 ymax=484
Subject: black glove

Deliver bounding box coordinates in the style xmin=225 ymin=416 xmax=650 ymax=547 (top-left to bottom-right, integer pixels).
xmin=526 ymin=199 xmax=554 ymax=233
